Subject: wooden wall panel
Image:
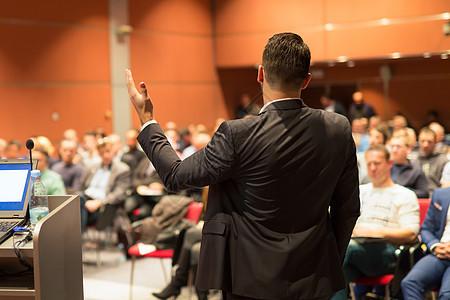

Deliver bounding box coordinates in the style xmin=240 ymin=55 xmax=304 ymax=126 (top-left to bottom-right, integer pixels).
xmin=0 ymin=85 xmax=111 ymax=150
xmin=0 ymin=0 xmax=110 ymax=146
xmin=129 ymin=0 xmax=228 ymax=130
xmin=214 ymin=0 xmax=450 ymax=66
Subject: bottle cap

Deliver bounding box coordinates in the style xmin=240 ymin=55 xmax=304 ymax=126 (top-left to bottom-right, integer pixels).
xmin=31 ymin=170 xmax=41 ymax=178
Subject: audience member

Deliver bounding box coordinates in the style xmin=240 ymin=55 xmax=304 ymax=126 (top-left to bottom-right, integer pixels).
xmin=410 ymin=127 xmax=448 ymax=194
xmin=33 ymin=148 xmax=66 ymax=195
xmin=33 ymin=136 xmax=58 ymax=168
xmin=441 ymin=162 xmax=450 ymax=188
xmin=357 ymin=124 xmax=390 ymax=184
xmin=79 ymin=138 xmax=131 ymax=230
xmin=51 ymin=139 xmax=84 ymax=194
xmin=5 ymin=140 xmax=22 ymax=159
xmin=331 ymin=145 xmax=419 ymax=300
xmin=63 ymin=128 xmax=79 ymax=144
xmin=79 ymin=131 xmax=102 ymax=169
xmin=390 ymin=135 xmax=429 ymax=198
xmin=368 ymin=115 xmax=381 ymax=132
xmin=429 ymin=122 xmax=448 ymax=155
xmin=352 ymin=118 xmax=370 ymax=153
xmin=152 ymin=223 xmax=207 ymax=300
xmin=164 ymin=121 xmax=178 ymax=131
xmin=178 ymin=127 xmax=191 ymax=153
xmin=164 ymin=128 xmax=182 ymax=155
xmin=94 ymin=126 xmax=106 ymax=140
xmin=401 ymin=187 xmax=450 ymax=299
xmin=321 ymin=95 xmax=347 ymax=117
xmin=124 ymin=158 xmax=165 ymax=221
xmin=235 ymin=93 xmax=261 ymax=119
xmin=182 ymin=132 xmax=211 ymax=159
xmin=0 ymin=138 xmax=7 ymax=158
xmin=392 ymin=115 xmax=417 ymax=148
xmin=108 ymin=133 xmax=125 ymax=162
xmin=121 ymin=128 xmax=146 ymax=170
xmin=349 ymin=91 xmax=376 ymax=121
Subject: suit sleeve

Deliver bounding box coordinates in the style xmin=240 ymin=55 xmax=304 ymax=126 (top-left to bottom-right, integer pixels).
xmin=420 ymin=189 xmax=444 ymax=248
xmin=329 ymin=123 xmax=360 ymax=262
xmin=137 ymin=122 xmax=235 ymax=191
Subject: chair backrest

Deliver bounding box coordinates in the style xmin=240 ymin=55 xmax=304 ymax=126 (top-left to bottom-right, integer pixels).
xmin=184 ymin=202 xmax=203 ymax=223
xmin=418 ymin=198 xmax=431 ymax=226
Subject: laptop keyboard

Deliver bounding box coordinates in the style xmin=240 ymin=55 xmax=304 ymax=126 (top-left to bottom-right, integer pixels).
xmin=0 ymin=221 xmax=19 ymax=232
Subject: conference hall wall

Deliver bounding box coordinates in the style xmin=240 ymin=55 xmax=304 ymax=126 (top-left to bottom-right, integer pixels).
xmin=0 ymin=0 xmax=111 ymax=150
xmin=128 ymin=0 xmax=226 ymax=131
xmin=214 ymin=0 xmax=450 ymax=131
xmin=1 ymin=0 xmax=227 ymax=155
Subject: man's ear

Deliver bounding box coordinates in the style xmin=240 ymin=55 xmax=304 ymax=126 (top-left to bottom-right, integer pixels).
xmin=301 ymin=73 xmax=312 ymax=90
xmin=257 ymin=65 xmax=264 ymax=83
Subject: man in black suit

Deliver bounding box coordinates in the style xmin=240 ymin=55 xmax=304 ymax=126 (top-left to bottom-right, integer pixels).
xmin=126 ymin=32 xmax=360 ymax=300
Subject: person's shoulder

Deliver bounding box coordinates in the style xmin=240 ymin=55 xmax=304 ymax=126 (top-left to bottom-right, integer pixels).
xmin=392 ymin=184 xmax=418 ymax=201
xmin=50 ymin=160 xmax=63 ymax=169
xmin=45 ymin=168 xmax=64 ymax=180
xmin=112 ymin=160 xmax=130 ymax=173
xmin=432 ymin=187 xmax=450 ymax=200
xmin=359 ymin=183 xmax=372 ymax=194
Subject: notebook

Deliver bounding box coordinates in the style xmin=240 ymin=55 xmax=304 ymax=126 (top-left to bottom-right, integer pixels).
xmin=0 ymin=159 xmax=35 ymax=245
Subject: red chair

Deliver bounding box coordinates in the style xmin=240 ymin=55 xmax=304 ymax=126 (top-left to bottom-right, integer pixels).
xmin=128 ymin=202 xmax=203 ymax=300
xmin=418 ymin=198 xmax=431 ymax=226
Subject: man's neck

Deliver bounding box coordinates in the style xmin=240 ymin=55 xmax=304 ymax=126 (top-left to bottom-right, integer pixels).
xmin=262 ymin=88 xmax=300 ymax=106
xmin=372 ymin=178 xmax=395 ymax=188
xmin=393 ymin=159 xmax=408 ymax=165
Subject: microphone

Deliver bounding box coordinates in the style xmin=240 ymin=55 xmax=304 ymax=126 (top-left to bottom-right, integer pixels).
xmin=26 ymin=139 xmax=34 ymax=170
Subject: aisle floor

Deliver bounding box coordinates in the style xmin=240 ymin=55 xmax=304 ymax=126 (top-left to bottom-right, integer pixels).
xmin=82 ymin=246 xmax=222 ymax=300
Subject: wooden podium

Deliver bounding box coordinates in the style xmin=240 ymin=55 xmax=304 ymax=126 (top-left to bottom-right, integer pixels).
xmin=0 ymin=195 xmax=83 ymax=300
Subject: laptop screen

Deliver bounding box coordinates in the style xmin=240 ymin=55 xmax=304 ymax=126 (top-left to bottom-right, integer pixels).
xmin=0 ymin=162 xmax=31 ymax=212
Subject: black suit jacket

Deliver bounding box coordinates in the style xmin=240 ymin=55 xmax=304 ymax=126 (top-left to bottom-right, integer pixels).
xmin=138 ymin=99 xmax=360 ymax=299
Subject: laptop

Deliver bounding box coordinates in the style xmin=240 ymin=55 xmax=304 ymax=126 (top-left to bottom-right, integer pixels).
xmin=0 ymin=159 xmax=35 ymax=245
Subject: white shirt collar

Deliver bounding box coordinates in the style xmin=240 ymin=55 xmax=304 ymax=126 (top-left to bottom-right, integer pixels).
xmin=259 ymin=98 xmax=299 ymax=114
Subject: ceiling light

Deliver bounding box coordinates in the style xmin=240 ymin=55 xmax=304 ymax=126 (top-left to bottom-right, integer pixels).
xmin=324 ymin=23 xmax=334 ymax=31
xmin=391 ymin=52 xmax=401 ymax=59
xmin=423 ymin=52 xmax=432 ymax=58
xmin=380 ymin=18 xmax=390 ymax=25
xmin=441 ymin=53 xmax=449 ymax=59
xmin=337 ymin=56 xmax=348 ymax=63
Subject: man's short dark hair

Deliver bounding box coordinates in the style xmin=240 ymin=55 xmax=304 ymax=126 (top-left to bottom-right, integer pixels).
xmin=372 ymin=124 xmax=391 ymax=144
xmin=262 ymin=32 xmax=311 ymax=91
xmin=34 ymin=147 xmax=49 ymax=164
xmin=366 ymin=144 xmax=390 ymax=161
xmin=419 ymin=127 xmax=436 ymax=139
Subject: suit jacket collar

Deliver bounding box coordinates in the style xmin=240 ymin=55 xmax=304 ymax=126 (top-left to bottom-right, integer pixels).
xmin=259 ymin=98 xmax=306 ymax=114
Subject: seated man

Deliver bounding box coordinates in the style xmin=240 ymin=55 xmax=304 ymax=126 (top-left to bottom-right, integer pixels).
xmin=33 ymin=148 xmax=67 ymax=195
xmin=401 ymin=187 xmax=450 ymax=299
xmin=51 ymin=139 xmax=85 ymax=194
xmin=410 ymin=127 xmax=448 ymax=194
xmin=390 ymin=135 xmax=429 ymax=198
xmin=124 ymin=157 xmax=165 ymax=221
xmin=331 ymin=144 xmax=420 ymax=300
xmin=79 ymin=138 xmax=131 ymax=230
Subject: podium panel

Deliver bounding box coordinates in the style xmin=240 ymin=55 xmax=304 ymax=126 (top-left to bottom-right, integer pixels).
xmin=0 ymin=195 xmax=83 ymax=300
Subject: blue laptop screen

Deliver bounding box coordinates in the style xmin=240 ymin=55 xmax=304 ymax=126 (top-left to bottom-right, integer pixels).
xmin=0 ymin=163 xmax=31 ymax=211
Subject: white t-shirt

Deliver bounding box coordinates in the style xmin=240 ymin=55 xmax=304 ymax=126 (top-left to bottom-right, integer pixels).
xmin=358 ymin=183 xmax=420 ymax=234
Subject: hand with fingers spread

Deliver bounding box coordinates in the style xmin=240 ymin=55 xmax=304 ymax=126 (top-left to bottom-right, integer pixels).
xmin=125 ymin=69 xmax=154 ymax=125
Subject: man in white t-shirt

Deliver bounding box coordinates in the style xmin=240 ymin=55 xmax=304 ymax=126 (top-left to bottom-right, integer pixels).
xmin=332 ymin=144 xmax=420 ymax=300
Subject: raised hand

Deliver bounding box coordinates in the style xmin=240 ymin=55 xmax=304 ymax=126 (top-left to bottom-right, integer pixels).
xmin=125 ymin=69 xmax=154 ymax=125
